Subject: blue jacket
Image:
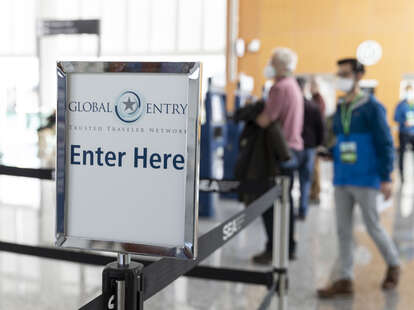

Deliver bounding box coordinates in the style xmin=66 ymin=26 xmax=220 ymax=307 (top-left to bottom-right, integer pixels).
xmin=394 ymin=99 xmax=414 ymax=135
xmin=332 ymin=94 xmax=394 ymax=189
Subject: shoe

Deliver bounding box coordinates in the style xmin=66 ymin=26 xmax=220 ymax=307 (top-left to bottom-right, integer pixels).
xmin=252 ymin=250 xmax=272 ymax=265
xmin=309 ymin=198 xmax=320 ymax=205
xmin=317 ymin=279 xmax=354 ymax=299
xmin=382 ymin=265 xmax=401 ymax=290
xmin=295 ymin=214 xmax=306 ymax=221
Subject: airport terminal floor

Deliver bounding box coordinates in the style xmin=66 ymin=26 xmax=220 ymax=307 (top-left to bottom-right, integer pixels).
xmin=0 ymin=158 xmax=412 ymax=310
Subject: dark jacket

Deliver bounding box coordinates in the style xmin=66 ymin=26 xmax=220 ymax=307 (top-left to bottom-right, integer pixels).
xmin=233 ymin=101 xmax=290 ymax=202
xmin=302 ymin=98 xmax=324 ymax=148
xmin=394 ymin=99 xmax=414 ymax=135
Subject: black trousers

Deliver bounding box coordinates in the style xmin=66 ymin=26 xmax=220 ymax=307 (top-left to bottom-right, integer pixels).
xmin=262 ymin=171 xmax=295 ymax=255
xmin=399 ymin=132 xmax=414 ymax=181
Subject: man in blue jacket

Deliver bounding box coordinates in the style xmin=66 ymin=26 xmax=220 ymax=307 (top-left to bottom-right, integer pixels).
xmin=318 ymin=58 xmax=400 ymax=298
xmin=394 ymin=84 xmax=414 ymax=183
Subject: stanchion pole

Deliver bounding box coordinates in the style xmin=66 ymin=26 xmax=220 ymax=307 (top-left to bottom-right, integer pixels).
xmin=102 ymin=252 xmax=144 ymax=310
xmin=116 ymin=253 xmax=130 ymax=310
xmin=273 ymin=177 xmax=290 ymax=310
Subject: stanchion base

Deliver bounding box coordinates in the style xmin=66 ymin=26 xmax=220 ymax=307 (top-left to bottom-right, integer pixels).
xmin=102 ymin=261 xmax=144 ymax=310
xmin=275 ymin=275 xmax=289 ymax=297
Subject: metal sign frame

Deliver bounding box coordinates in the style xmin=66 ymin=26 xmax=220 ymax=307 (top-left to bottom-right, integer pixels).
xmin=56 ymin=61 xmax=201 ymax=260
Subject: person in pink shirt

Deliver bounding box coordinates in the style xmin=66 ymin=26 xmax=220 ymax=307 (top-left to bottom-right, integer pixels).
xmin=253 ymin=47 xmax=305 ymax=264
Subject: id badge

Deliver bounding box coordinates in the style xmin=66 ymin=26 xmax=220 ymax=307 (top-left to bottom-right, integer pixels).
xmin=406 ymin=111 xmax=414 ymax=127
xmin=340 ymin=141 xmax=357 ymax=164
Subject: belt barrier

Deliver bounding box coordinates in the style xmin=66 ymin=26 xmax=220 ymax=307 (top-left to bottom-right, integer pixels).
xmin=0 ymin=165 xmax=54 ymax=180
xmin=0 ymin=164 xmax=272 ymax=195
xmin=0 ymin=170 xmax=289 ymax=310
xmin=79 ymin=179 xmax=289 ymax=310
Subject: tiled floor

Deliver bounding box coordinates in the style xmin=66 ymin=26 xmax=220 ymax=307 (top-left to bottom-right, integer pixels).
xmin=0 ymin=157 xmax=413 ymax=309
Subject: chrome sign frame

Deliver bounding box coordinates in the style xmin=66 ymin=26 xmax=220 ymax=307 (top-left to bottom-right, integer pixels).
xmin=56 ymin=62 xmax=201 ymax=260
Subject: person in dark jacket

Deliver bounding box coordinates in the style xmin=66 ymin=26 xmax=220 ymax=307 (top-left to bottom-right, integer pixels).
xmin=394 ymin=84 xmax=414 ymax=183
xmin=296 ymin=77 xmax=324 ymax=220
xmin=309 ymin=76 xmax=326 ymax=202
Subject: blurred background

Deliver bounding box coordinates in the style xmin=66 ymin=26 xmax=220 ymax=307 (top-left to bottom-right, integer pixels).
xmin=0 ymin=0 xmax=227 ymax=166
xmin=3 ymin=0 xmax=414 ymax=164
xmin=0 ymin=1 xmax=414 ymax=309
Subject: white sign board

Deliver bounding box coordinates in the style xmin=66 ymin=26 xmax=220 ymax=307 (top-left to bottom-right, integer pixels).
xmin=56 ymin=62 xmax=201 ymax=259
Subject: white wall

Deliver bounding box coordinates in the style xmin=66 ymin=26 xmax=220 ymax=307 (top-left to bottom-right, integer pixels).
xmin=0 ymin=0 xmax=227 ymax=111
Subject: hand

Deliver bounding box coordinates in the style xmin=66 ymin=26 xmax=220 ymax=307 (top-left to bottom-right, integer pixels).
xmin=245 ymin=97 xmax=254 ymax=105
xmin=380 ymin=182 xmax=393 ymax=200
xmin=256 ymin=111 xmax=271 ymax=128
xmin=317 ymin=147 xmax=333 ymax=161
xmin=318 ymin=154 xmax=333 ymax=161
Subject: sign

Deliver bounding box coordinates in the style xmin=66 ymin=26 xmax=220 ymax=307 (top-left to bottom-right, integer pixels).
xmin=356 ymin=40 xmax=382 ymax=66
xmin=39 ymin=19 xmax=100 ymax=36
xmin=56 ymin=62 xmax=201 ymax=260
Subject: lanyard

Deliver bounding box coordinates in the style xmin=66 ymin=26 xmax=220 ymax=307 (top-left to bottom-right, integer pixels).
xmin=341 ymin=93 xmax=363 ymax=135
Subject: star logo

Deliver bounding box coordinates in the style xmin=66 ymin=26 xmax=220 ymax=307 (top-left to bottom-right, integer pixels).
xmin=115 ymin=91 xmax=144 ymax=123
xmin=123 ymin=97 xmax=136 ymax=112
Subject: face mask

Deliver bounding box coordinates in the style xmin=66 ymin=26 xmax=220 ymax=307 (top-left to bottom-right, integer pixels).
xmin=263 ymin=65 xmax=276 ymax=79
xmin=336 ymin=77 xmax=354 ymax=93
xmin=406 ymin=91 xmax=414 ymax=102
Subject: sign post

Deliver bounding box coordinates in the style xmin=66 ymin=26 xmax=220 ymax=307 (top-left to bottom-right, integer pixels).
xmin=57 ymin=61 xmax=201 ymax=309
xmin=56 ymin=61 xmax=201 ymax=260
xmin=102 ymin=253 xmax=143 ymax=310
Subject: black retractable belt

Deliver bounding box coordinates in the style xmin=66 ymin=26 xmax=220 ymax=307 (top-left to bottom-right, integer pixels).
xmin=0 ymin=167 xmax=286 ymax=309
xmin=0 ymin=165 xmax=54 ymax=180
xmin=199 ymin=178 xmax=275 ymax=198
xmin=79 ymin=185 xmax=281 ymax=310
xmin=258 ymin=282 xmax=277 ymax=310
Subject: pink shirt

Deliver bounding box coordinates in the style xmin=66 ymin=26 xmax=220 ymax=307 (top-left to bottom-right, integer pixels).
xmin=264 ymin=76 xmax=304 ymax=150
